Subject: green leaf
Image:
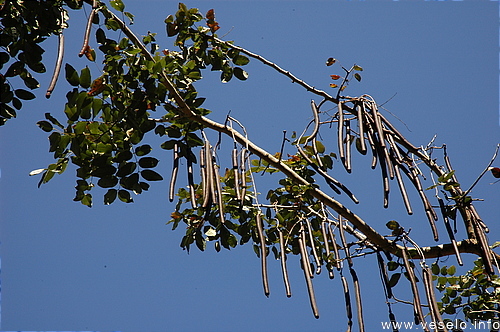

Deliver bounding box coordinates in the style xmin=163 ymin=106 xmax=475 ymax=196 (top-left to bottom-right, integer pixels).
xmin=118 ymin=189 xmax=133 ymax=203
xmin=80 ymin=66 xmax=91 ymax=89
xmin=135 ymin=144 xmax=152 ymax=156
xmin=81 ymin=193 xmax=92 ymax=207
xmin=65 ymin=63 xmax=80 ymax=86
xmin=106 ymin=17 xmax=121 ymax=31
xmin=315 ymin=140 xmax=325 ymax=154
xmin=221 ymin=68 xmax=233 ymax=83
xmin=98 ymin=176 xmax=119 ymax=188
xmin=14 ymin=89 xmax=36 ymax=100
xmin=12 ymin=97 xmax=22 ymax=110
xmin=233 ymin=67 xmax=248 ymax=81
xmin=141 ymin=169 xmax=163 ymax=181
xmin=233 ymin=54 xmax=250 ymax=66
xmin=4 ymin=61 xmax=24 ymax=77
xmin=386 ymin=220 xmax=400 ymax=231
xmin=388 ymin=273 xmax=401 ymax=287
xmin=138 ymin=157 xmax=159 ymax=168
xmin=160 ymin=140 xmax=178 ymax=150
xmin=116 ymin=162 xmax=136 ymax=177
xmin=431 ymin=263 xmax=440 ymax=275
xmin=115 ymin=150 xmax=133 ymax=163
xmin=387 ymin=261 xmax=399 ymax=271
xmin=37 ymin=120 xmax=53 ymax=132
xmin=96 ymin=28 xmax=106 ymax=44
xmin=354 ymin=73 xmax=362 ymax=82
xmin=45 ymin=113 xmax=64 ymax=129
xmin=104 ymin=189 xmax=117 ymax=205
xmin=447 ymin=265 xmax=456 ymax=276
xmin=353 ymin=65 xmax=363 ymax=71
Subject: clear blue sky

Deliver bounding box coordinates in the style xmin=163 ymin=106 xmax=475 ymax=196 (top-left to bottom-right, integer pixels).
xmin=1 ymin=1 xmax=499 ymax=331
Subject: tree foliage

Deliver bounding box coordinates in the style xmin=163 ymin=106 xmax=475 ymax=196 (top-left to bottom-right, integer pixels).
xmin=1 ymin=1 xmax=498 ymax=329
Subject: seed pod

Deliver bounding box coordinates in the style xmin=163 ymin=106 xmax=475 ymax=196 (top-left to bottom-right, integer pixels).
xmin=298 ymin=223 xmax=320 ymax=319
xmin=305 ymin=218 xmax=321 ymax=274
xmin=240 ymin=148 xmax=248 ymax=205
xmin=344 ymin=120 xmax=352 ymax=173
xmin=256 ymin=213 xmax=269 ymax=297
xmin=356 ymin=103 xmax=367 ymax=154
xmin=278 ymin=228 xmax=292 ymax=297
xmin=401 ymin=248 xmax=428 ymax=331
xmin=169 ymin=143 xmax=179 ymax=202
xmin=350 ymin=268 xmax=365 ymax=332
xmin=321 ymin=222 xmax=334 ymax=279
xmin=337 ymin=102 xmax=345 ymax=162
xmin=186 ymin=148 xmax=197 ymax=208
xmin=341 ymin=276 xmax=353 ymax=331
xmin=232 ymin=147 xmax=241 ymax=201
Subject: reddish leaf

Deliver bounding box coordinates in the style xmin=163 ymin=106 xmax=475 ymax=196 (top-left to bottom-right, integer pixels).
xmin=326 ymin=57 xmax=336 ymax=66
xmin=490 ymin=167 xmax=500 ymax=178
xmin=206 ymin=9 xmax=215 ymax=20
xmin=88 ymin=77 xmax=106 ymax=96
xmin=330 ymin=75 xmax=341 ymax=80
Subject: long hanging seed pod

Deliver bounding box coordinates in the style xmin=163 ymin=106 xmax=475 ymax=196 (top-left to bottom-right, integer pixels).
xmin=78 ymin=4 xmax=96 ymax=57
xmin=328 ymin=223 xmax=342 ymax=271
xmin=364 ymin=118 xmax=378 ymax=169
xmin=199 ymin=147 xmax=209 ymax=208
xmin=391 ymin=159 xmax=413 ymax=215
xmin=386 ymin=134 xmax=413 ymax=214
xmin=298 ymin=223 xmax=320 ymax=319
xmin=337 ymin=102 xmax=345 ymax=164
xmin=437 ymin=197 xmax=463 ymax=265
xmin=368 ymin=101 xmax=395 ymax=180
xmin=344 ymin=120 xmax=352 ymax=173
xmin=376 ymin=251 xmax=393 ymax=299
xmin=349 ymin=267 xmax=365 ymax=332
xmin=255 ymin=213 xmax=270 ymax=297
xmin=370 ymin=104 xmax=395 ymax=181
xmin=338 ymin=215 xmax=353 ymax=267
xmin=422 ymin=266 xmax=446 ymax=331
xmin=278 ymin=228 xmax=292 ymax=297
xmin=231 ymin=145 xmax=241 ymax=201
xmin=169 ymin=143 xmax=180 ymax=202
xmin=201 ymin=140 xmax=212 ymax=208
xmin=213 ymin=160 xmax=225 ymax=225
xmin=239 ymin=148 xmax=248 ymax=205
xmin=305 ymin=218 xmax=322 ymax=274
xmin=321 ymin=221 xmax=334 ymax=279
xmin=366 ymin=119 xmax=390 ymax=207
xmin=472 ymin=218 xmax=494 ymax=275
xmin=186 ymin=147 xmax=197 ymax=209
xmin=341 ymin=275 xmax=353 ymax=332
xmin=300 ymin=220 xmax=314 ymax=279
xmin=356 ymin=103 xmax=367 ymax=154
xmin=404 ymin=165 xmax=439 ymax=240
xmin=46 ymin=32 xmax=65 ymax=98
xmin=401 ymin=248 xmax=429 ymax=331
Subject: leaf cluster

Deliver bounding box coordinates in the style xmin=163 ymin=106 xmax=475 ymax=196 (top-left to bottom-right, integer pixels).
xmin=432 ymin=258 xmax=500 ymax=321
xmin=0 ymin=0 xmax=82 ymax=125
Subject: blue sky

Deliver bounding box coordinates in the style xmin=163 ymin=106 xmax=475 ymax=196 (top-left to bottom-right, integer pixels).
xmin=1 ymin=1 xmax=499 ymax=331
